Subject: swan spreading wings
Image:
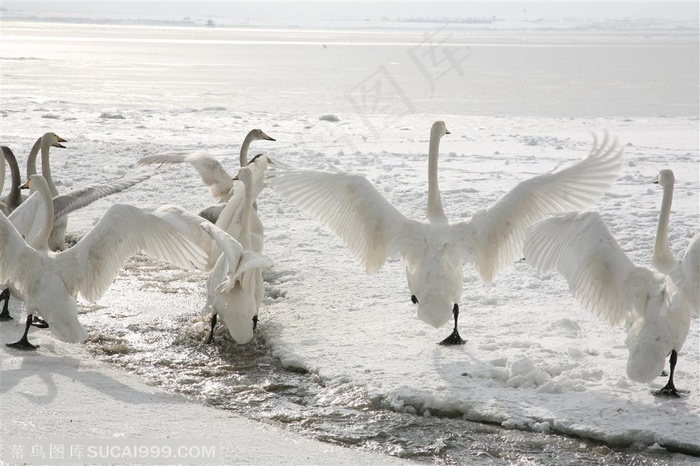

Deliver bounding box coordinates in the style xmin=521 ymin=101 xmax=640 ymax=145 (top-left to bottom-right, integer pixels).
xmin=268 ymin=121 xmax=624 ymax=345
xmin=525 ymin=169 xmax=699 ymax=396
xmin=0 ymin=175 xmax=207 ymax=349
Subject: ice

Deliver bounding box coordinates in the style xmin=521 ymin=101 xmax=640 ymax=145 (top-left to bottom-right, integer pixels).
xmin=1 ymin=16 xmax=699 ymax=463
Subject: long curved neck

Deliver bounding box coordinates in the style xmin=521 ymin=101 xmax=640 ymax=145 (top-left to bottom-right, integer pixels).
xmin=426 ymin=132 xmax=447 ymax=223
xmin=653 ymin=179 xmax=676 ymax=271
xmin=239 ymin=132 xmax=255 ymax=167
xmin=26 ymin=136 xmax=42 ymax=177
xmin=40 ymin=137 xmax=59 ymax=197
xmin=3 ymin=148 xmax=22 ymax=208
xmin=31 ymin=176 xmax=54 ymax=251
xmin=239 ymin=177 xmax=253 ymax=248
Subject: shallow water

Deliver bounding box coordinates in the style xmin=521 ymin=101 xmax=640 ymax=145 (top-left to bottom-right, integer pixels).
xmin=76 ymin=263 xmax=696 ymax=466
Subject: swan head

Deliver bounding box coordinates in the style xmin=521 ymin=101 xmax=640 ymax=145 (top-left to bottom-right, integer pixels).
xmin=44 ymin=132 xmax=67 ymax=149
xmin=654 ymin=169 xmax=674 ymax=188
xmin=430 ymin=121 xmax=451 ymax=139
xmin=249 ymin=129 xmax=276 ymax=142
xmin=234 ymin=166 xmax=253 ymax=186
xmin=249 ymin=153 xmax=274 ymax=167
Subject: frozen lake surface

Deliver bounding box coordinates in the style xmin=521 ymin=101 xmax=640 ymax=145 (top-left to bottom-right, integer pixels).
xmin=1 ymin=19 xmax=699 ymax=464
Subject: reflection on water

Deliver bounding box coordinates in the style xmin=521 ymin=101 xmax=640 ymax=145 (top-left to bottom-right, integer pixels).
xmin=82 ymin=310 xmax=694 ymax=465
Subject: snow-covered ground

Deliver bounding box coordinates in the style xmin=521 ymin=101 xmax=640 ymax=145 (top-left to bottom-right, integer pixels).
xmin=1 ymin=18 xmax=699 ymax=464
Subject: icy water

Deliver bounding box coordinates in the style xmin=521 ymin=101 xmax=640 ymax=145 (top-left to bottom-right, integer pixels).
xmin=2 ymin=20 xmax=699 ymax=465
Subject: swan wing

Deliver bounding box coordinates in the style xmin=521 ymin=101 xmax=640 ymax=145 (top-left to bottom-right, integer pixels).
xmin=451 ymin=133 xmax=624 ymax=283
xmin=8 ymin=191 xmax=42 ymax=240
xmin=138 ymin=151 xmax=233 ymax=202
xmin=0 ymin=213 xmax=38 ymax=297
xmin=674 ymin=232 xmax=700 ymax=315
xmin=268 ymin=167 xmax=420 ymax=273
xmin=52 ymin=172 xmax=154 ymax=221
xmin=524 ymin=211 xmax=649 ymax=325
xmin=58 ymin=204 xmax=207 ymax=302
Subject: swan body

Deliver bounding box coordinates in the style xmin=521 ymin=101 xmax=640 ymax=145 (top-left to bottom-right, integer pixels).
xmin=268 ymin=122 xmax=624 ymax=344
xmin=0 ymin=146 xmax=24 ymax=214
xmin=0 ymin=175 xmax=207 ymax=348
xmin=207 ymin=166 xmax=273 ymax=344
xmin=524 ymin=171 xmax=699 ymax=395
xmin=136 ymin=129 xmax=275 ymax=203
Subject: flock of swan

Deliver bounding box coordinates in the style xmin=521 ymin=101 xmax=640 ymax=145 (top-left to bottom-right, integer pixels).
xmin=0 ymin=123 xmax=697 ymax=398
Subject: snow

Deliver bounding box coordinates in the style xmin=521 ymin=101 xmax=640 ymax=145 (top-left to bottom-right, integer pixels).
xmin=1 ymin=18 xmax=699 ymax=464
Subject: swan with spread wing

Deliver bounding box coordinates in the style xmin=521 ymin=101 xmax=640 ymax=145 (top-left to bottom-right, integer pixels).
xmin=268 ymin=121 xmax=624 ymax=345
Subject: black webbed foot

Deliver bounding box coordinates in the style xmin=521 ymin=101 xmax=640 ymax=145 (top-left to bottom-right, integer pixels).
xmin=253 ymin=315 xmax=259 ymax=330
xmin=439 ymin=329 xmax=466 ymax=346
xmin=6 ymin=335 xmax=39 ymax=350
xmin=653 ymin=383 xmax=690 ymax=398
xmin=6 ymin=315 xmax=38 ymax=350
xmin=411 ymin=295 xmax=418 ymax=304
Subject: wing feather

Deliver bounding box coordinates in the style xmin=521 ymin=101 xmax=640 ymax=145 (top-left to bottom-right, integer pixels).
xmin=268 ymin=167 xmax=420 ymax=273
xmin=452 ymin=133 xmax=624 ymax=283
xmin=524 ymin=211 xmax=645 ymax=325
xmin=58 ymin=204 xmax=207 ymax=302
xmin=138 ymin=151 xmax=233 ymax=202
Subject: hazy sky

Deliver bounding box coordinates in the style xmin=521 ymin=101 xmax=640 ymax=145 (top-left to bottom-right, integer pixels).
xmin=3 ymin=1 xmax=698 ymax=23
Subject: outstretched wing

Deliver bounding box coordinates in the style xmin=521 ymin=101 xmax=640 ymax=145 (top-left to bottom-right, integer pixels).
xmin=268 ymin=167 xmax=422 ymax=273
xmin=0 ymin=212 xmax=39 ymax=298
xmin=58 ymin=204 xmax=207 ymax=302
xmin=451 ymin=133 xmax=624 ymax=283
xmin=524 ymin=211 xmax=652 ymax=325
xmin=138 ymin=151 xmax=233 ymax=202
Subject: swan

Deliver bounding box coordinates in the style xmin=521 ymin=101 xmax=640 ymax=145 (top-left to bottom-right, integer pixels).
xmin=25 ymin=132 xmax=68 ymax=250
xmin=0 ymin=146 xmax=24 ymax=215
xmin=0 ymin=175 xmax=207 ymax=350
xmin=206 ymin=166 xmax=274 ymax=344
xmin=0 ymin=171 xmax=155 ymax=321
xmin=136 ymin=129 xmax=276 ymax=203
xmin=268 ymin=121 xmax=624 ymax=345
xmin=524 ymin=198 xmax=699 ymax=396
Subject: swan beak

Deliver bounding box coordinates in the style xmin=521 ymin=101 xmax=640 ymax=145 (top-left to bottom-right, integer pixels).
xmin=19 ymin=179 xmax=31 ymax=190
xmin=53 ymin=135 xmax=67 ymax=148
xmin=653 ymin=177 xmax=659 ymax=184
xmin=261 ymin=132 xmax=276 ymax=142
xmin=266 ymin=156 xmax=275 ymax=165
xmin=445 ymin=129 xmax=451 ymax=135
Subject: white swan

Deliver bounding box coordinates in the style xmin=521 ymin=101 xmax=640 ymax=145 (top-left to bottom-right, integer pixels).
xmin=136 ymin=128 xmax=275 ymax=203
xmin=0 ymin=146 xmax=24 ymax=215
xmin=0 ymin=172 xmax=155 ymax=321
xmin=524 ymin=200 xmax=699 ymax=396
xmin=268 ymin=121 xmax=624 ymax=345
xmin=206 ymin=166 xmax=274 ymax=344
xmin=25 ymin=132 xmax=68 ymax=250
xmin=0 ymin=175 xmax=207 ymax=349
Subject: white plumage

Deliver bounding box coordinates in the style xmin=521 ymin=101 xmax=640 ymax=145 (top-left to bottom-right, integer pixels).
xmin=0 ymin=175 xmax=207 ymax=349
xmin=268 ymin=122 xmax=625 ymax=345
xmin=524 ymin=170 xmax=699 ymax=395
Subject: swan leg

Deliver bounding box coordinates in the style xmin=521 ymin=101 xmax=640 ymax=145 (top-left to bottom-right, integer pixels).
xmin=6 ymin=314 xmax=39 ymax=350
xmin=653 ymin=350 xmax=689 ymax=397
xmin=31 ymin=316 xmax=49 ymax=328
xmin=411 ymin=295 xmax=418 ymax=304
xmin=438 ymin=304 xmax=466 ymax=346
xmin=206 ymin=313 xmax=218 ymax=344
xmin=0 ymin=289 xmax=12 ymax=321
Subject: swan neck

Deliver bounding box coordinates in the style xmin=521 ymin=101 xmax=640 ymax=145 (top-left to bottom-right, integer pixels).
xmin=26 ymin=137 xmax=41 ymax=177
xmin=653 ymin=179 xmax=675 ymax=268
xmin=239 ymin=179 xmax=253 ymax=247
xmin=40 ymin=138 xmax=59 ymax=197
xmin=427 ymin=132 xmax=447 ymax=223
xmin=4 ymin=149 xmax=22 ymax=206
xmin=240 ymin=134 xmax=254 ymax=167
xmin=33 ymin=177 xmax=54 ymax=250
